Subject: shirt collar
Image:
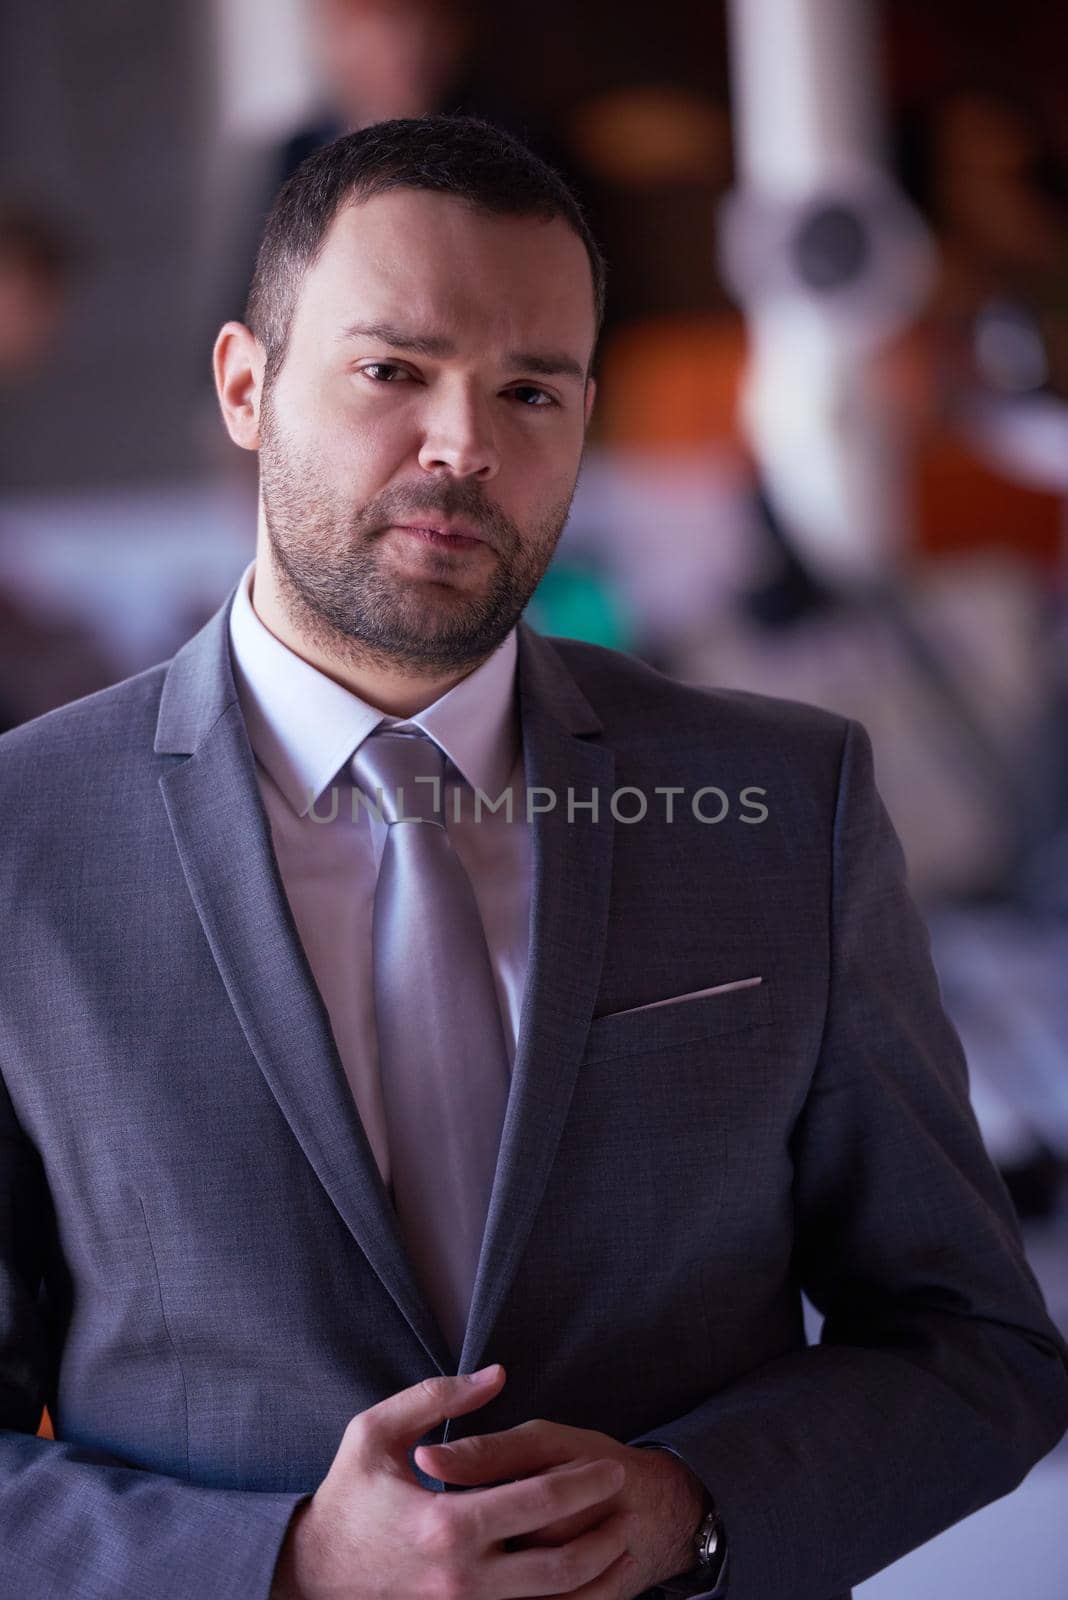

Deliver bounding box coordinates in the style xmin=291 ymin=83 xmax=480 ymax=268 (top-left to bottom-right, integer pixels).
xmin=228 ymin=560 xmax=520 ymax=818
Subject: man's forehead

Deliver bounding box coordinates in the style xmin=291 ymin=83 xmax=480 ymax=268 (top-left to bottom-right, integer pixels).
xmin=301 ymin=190 xmax=595 ymax=339
xmin=323 ymin=186 xmax=581 ymax=252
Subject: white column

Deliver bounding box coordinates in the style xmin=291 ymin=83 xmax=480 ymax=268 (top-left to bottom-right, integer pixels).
xmin=723 ymin=0 xmax=931 ymax=584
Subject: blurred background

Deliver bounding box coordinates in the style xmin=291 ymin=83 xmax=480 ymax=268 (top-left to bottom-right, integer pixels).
xmin=3 ymin=1 xmax=1067 ymax=1592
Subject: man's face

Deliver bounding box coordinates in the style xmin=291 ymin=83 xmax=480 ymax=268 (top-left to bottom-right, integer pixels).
xmin=256 ymin=187 xmax=597 ymax=674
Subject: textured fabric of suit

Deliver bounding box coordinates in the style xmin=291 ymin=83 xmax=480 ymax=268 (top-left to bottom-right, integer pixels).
xmin=0 ymin=581 xmax=1066 ymax=1600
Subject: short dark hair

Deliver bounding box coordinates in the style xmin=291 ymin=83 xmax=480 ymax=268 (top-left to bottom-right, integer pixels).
xmin=245 ymin=114 xmax=607 ymax=385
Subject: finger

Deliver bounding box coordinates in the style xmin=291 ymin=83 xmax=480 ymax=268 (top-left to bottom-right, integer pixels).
xmin=354 ymin=1366 xmax=507 ymax=1459
xmin=530 ymin=1550 xmax=640 ymax=1600
xmin=532 ymin=1549 xmax=639 ymax=1600
xmin=415 ymin=1445 xmax=507 ymax=1486
xmin=493 ymin=1507 xmax=637 ymax=1599
xmin=472 ymin=1457 xmax=626 ymax=1545
xmin=508 ymin=1504 xmax=600 ymax=1552
xmin=415 ymin=1418 xmax=573 ymax=1483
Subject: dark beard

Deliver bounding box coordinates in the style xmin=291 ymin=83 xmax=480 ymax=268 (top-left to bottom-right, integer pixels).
xmin=257 ymin=390 xmax=578 ymax=677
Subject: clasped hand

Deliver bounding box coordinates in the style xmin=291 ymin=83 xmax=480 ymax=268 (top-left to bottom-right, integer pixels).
xmin=271 ymin=1362 xmax=706 ymax=1600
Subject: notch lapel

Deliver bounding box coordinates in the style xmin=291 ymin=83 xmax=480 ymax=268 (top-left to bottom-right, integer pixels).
xmin=155 ymin=592 xmax=455 ymax=1373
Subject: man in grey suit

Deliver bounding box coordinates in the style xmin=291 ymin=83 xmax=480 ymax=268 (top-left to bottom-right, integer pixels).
xmin=1 ymin=115 xmax=1067 ymax=1600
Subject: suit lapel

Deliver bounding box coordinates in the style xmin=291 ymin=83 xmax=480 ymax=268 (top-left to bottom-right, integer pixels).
xmin=156 ymin=591 xmax=454 ymax=1373
xmin=155 ymin=597 xmax=615 ymax=1377
xmin=457 ymin=623 xmax=615 ymax=1374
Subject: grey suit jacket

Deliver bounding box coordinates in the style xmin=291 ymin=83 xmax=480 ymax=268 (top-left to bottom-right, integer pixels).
xmin=1 ymin=585 xmax=1066 ymax=1600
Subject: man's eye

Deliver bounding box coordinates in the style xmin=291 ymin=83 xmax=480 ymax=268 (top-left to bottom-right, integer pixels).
xmin=510 ymin=386 xmax=556 ymax=407
xmin=360 ymin=363 xmax=411 ymax=382
xmin=357 ymin=367 xmax=552 ymax=404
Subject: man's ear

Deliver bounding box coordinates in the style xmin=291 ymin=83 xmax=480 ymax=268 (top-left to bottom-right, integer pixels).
xmin=584 ymin=375 xmax=597 ymax=429
xmin=213 ymin=322 xmax=266 ymax=451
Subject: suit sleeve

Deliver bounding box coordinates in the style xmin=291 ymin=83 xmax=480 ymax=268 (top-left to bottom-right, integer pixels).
xmin=628 ymin=716 xmax=1068 ymax=1600
xmin=0 ymin=1073 xmax=310 ymax=1600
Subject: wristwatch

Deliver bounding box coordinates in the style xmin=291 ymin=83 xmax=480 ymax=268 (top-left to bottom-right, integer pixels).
xmin=633 ymin=1443 xmax=729 ymax=1597
xmin=692 ymin=1501 xmax=729 ymax=1591
xmin=656 ymin=1496 xmax=729 ymax=1597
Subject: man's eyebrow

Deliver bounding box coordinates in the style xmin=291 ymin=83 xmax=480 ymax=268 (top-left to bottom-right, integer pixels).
xmin=339 ymin=322 xmax=587 ymax=382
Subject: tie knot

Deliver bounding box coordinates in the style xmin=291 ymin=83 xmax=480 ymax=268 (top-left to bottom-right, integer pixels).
xmin=351 ymin=728 xmax=447 ymax=825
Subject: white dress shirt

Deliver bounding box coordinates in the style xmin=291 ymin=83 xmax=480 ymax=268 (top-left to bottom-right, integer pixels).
xmin=228 ymin=560 xmax=531 ymax=1195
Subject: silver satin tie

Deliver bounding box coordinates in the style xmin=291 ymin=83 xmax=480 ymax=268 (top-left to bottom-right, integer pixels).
xmin=351 ymin=728 xmax=510 ymax=1362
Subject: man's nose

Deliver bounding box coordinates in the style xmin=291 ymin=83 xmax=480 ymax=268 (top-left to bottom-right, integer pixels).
xmin=416 ymin=384 xmax=500 ymax=480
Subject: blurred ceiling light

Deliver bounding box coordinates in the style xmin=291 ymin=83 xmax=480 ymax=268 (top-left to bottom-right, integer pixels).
xmin=570 ymin=86 xmax=731 ymax=186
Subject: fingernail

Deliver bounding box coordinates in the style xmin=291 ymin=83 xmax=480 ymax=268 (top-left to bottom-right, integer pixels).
xmin=464 ymin=1363 xmax=500 ymax=1383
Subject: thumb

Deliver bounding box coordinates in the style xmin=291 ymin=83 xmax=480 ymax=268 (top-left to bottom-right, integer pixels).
xmin=356 ymin=1364 xmax=507 ymax=1458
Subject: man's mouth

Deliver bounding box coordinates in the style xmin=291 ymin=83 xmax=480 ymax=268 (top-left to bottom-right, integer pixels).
xmin=390 ymin=523 xmax=486 ymax=551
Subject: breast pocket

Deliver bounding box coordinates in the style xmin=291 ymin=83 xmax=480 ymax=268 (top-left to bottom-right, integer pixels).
xmin=582 ymin=977 xmax=773 ymax=1064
